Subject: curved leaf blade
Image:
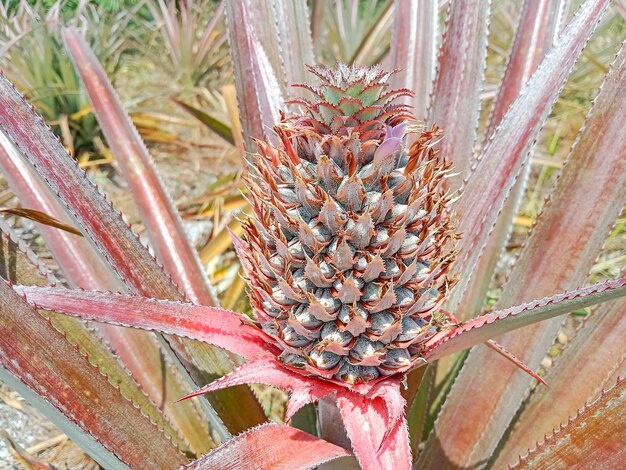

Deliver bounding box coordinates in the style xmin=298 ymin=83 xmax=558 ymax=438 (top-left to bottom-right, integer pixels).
xmin=173 ymin=98 xmax=235 ymax=145
xmin=457 ymin=0 xmax=565 ymax=319
xmin=427 ymin=278 xmax=626 ymax=360
xmin=63 ymin=26 xmax=216 ymax=307
xmin=12 ymin=285 xmax=277 ymax=360
xmin=224 ymin=0 xmax=284 ymax=152
xmin=0 ymin=68 xmax=265 ymax=437
xmin=184 ymin=423 xmax=352 ymax=470
xmin=0 ymin=139 xmax=213 ymax=454
xmin=419 ymin=37 xmax=626 ymax=469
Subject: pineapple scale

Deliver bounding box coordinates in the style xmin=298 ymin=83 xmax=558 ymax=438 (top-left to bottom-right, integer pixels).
xmin=240 ymin=64 xmax=458 ymax=385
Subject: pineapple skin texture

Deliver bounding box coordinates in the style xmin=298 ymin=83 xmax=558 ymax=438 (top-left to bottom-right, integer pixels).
xmin=239 ymin=64 xmax=458 ymax=385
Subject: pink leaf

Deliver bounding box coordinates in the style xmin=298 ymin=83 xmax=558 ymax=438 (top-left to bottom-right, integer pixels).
xmin=63 ymin=26 xmax=216 ymax=306
xmin=390 ymin=0 xmax=439 ymax=118
xmin=13 ymin=285 xmax=277 ymax=360
xmin=428 ymin=0 xmax=490 ymax=184
xmin=0 ymin=280 xmax=188 ymax=469
xmin=184 ymin=423 xmax=352 ymax=470
xmin=225 ymin=0 xmax=284 ymax=152
xmin=336 ymin=391 xmax=411 ymax=470
xmin=367 ymin=379 xmax=406 ymax=441
xmin=0 ymin=120 xmax=212 ymax=453
xmin=180 ymin=357 xmax=337 ymax=403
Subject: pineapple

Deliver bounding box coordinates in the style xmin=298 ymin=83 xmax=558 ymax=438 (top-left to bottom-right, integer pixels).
xmin=238 ymin=63 xmax=459 ymax=385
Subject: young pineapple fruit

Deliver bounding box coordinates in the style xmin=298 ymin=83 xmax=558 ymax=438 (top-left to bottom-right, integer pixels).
xmin=238 ymin=63 xmax=458 ymax=385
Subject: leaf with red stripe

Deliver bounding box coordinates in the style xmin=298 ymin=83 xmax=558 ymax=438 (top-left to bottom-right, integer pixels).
xmin=389 ymin=0 xmax=439 ymax=119
xmin=13 ymin=285 xmax=278 ymax=360
xmin=0 ymin=139 xmax=212 ymax=454
xmin=428 ymin=0 xmax=490 ymax=184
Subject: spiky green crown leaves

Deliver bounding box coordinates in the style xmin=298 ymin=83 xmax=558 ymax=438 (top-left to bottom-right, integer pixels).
xmin=237 ymin=63 xmax=459 ymax=385
xmin=289 ymin=63 xmax=414 ymax=132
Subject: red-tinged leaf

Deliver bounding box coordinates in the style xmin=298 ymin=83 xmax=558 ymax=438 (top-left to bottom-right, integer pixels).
xmin=486 ymin=0 xmax=564 ymax=136
xmin=426 ymin=278 xmax=626 ymax=361
xmin=420 ymin=38 xmax=626 ymax=469
xmin=493 ymin=296 xmax=626 ymax=468
xmin=455 ymin=0 xmax=565 ymax=318
xmin=390 ymin=0 xmax=439 ymax=119
xmin=450 ymin=0 xmax=611 ymax=300
xmin=0 ymin=70 xmax=267 ymax=436
xmin=244 ymin=0 xmax=315 ymax=99
xmin=336 ymin=389 xmax=411 ymax=470
xmin=428 ymin=0 xmax=490 ymax=184
xmin=0 ymin=219 xmax=197 ymax=453
xmin=0 ymin=138 xmax=114 ymax=288
xmin=0 ymin=281 xmax=188 ymax=469
xmin=225 ymin=0 xmax=284 ymax=152
xmin=181 ymin=356 xmax=335 ymax=401
xmin=63 ymin=27 xmax=216 ymax=307
xmin=511 ymin=378 xmax=626 ymax=470
xmin=183 ymin=423 xmax=352 ymax=470
xmin=13 ymin=285 xmax=278 ymax=360
xmin=0 ymin=140 xmax=213 ymax=454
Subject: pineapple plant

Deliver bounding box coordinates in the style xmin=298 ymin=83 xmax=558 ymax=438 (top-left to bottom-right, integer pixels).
xmin=0 ymin=0 xmax=624 ymax=469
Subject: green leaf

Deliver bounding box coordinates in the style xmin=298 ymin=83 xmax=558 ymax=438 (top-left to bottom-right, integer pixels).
xmin=173 ymin=98 xmax=235 ymax=145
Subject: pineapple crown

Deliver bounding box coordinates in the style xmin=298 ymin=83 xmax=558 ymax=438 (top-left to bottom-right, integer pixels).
xmin=288 ymin=62 xmax=414 ymax=135
xmin=237 ymin=62 xmax=459 ymax=386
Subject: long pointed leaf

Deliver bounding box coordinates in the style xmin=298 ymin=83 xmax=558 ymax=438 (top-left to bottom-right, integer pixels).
xmin=390 ymin=0 xmax=438 ymax=119
xmin=63 ymin=27 xmax=216 ymax=307
xmin=427 ymin=278 xmax=626 ymax=360
xmin=12 ymin=285 xmax=277 ymax=359
xmin=0 ymin=280 xmax=188 ymax=469
xmin=493 ymin=295 xmax=626 ymax=467
xmin=0 ymin=218 xmax=194 ymax=452
xmin=184 ymin=423 xmax=352 ymax=470
xmin=458 ymin=0 xmax=565 ymax=319
xmin=487 ymin=0 xmax=565 ymax=136
xmin=0 ymin=137 xmax=212 ymax=454
xmin=512 ymin=378 xmax=626 ymax=469
xmin=224 ymin=0 xmax=284 ymax=152
xmin=419 ymin=37 xmax=626 ymax=468
xmin=428 ymin=0 xmax=490 ymax=184
xmin=0 ymin=70 xmax=266 ymax=437
xmin=173 ymin=98 xmax=235 ymax=145
xmin=244 ymin=0 xmax=314 ymax=98
xmin=450 ymin=0 xmax=611 ymax=303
